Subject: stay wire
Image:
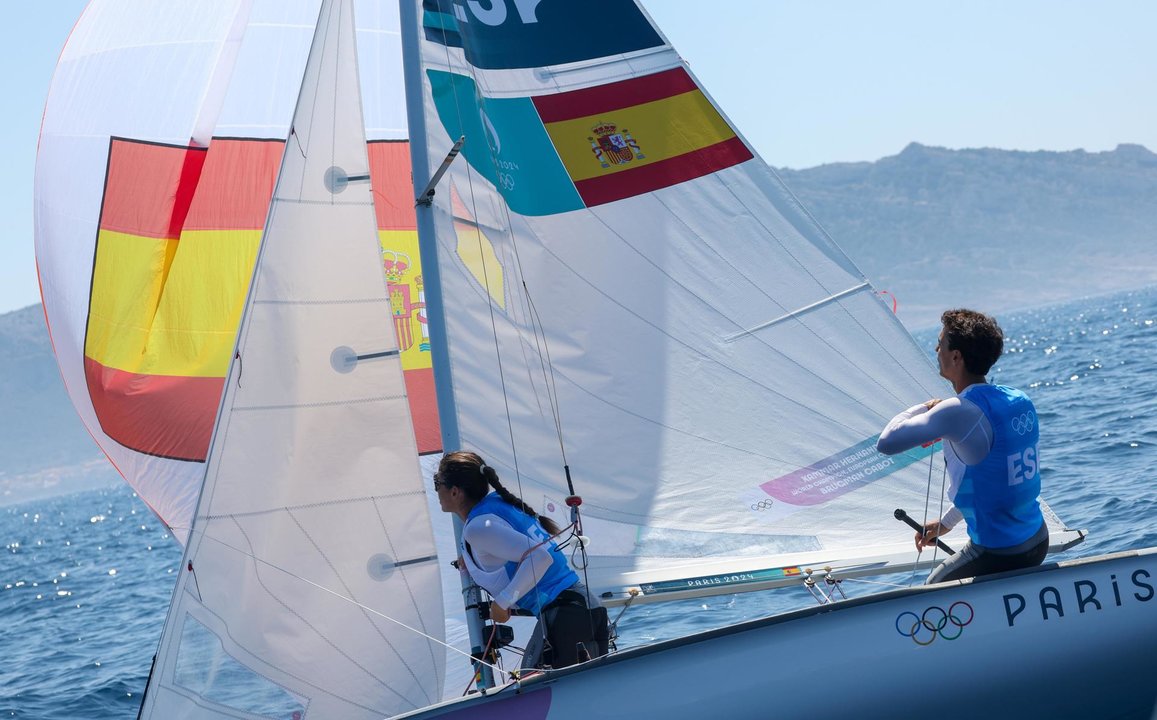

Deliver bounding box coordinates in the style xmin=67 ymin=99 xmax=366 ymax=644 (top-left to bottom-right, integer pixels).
xmin=436 ymin=32 xmax=574 ymax=466
xmin=437 ymin=38 xmax=589 ymax=621
xmin=463 ymin=624 xmax=500 ymax=697
xmin=910 ymin=449 xmax=938 ymax=586
xmin=436 ymin=39 xmax=552 ymax=620
xmin=911 ymin=445 xmax=949 ymax=585
xmin=198 ymin=533 xmax=502 ymax=672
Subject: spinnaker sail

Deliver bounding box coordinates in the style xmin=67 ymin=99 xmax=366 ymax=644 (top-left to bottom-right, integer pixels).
xmin=35 ymin=0 xmax=440 ymax=545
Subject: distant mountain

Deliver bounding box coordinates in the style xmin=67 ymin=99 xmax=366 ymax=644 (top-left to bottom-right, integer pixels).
xmin=777 ymin=143 xmax=1157 ymax=328
xmin=4 ymin=143 xmax=1156 ymax=501
xmin=0 ymin=305 xmax=117 ymax=504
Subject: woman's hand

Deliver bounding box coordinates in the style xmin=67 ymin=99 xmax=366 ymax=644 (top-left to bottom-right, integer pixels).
xmin=489 ymin=601 xmax=511 ymax=623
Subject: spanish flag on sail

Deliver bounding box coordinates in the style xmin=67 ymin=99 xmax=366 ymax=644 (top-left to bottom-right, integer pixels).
xmin=428 ymin=67 xmax=753 ymax=216
xmin=85 ymin=138 xmax=440 ymax=462
xmin=85 ymin=138 xmax=272 ymax=462
xmin=533 ymin=68 xmax=753 ymax=207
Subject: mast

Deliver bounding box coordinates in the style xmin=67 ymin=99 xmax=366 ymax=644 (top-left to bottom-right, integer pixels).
xmin=398 ymin=0 xmax=495 ymax=691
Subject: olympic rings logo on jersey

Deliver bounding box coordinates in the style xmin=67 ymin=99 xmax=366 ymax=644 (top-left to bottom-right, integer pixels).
xmin=895 ymin=601 xmax=974 ymax=645
xmin=1011 ymin=412 xmax=1035 ymax=435
xmin=750 ymin=498 xmax=776 ymax=511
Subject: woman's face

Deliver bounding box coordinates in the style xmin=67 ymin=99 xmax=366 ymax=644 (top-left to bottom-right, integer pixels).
xmin=434 ymin=475 xmax=453 ymax=514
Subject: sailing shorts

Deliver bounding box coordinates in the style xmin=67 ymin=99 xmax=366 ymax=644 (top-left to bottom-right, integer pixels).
xmin=926 ymin=522 xmax=1049 ymax=584
xmin=522 ymin=586 xmax=610 ymax=669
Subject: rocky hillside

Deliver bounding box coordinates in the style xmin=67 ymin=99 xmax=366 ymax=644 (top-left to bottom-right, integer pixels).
xmin=777 ymin=143 xmax=1157 ymax=328
xmin=0 ymin=304 xmax=117 ymax=503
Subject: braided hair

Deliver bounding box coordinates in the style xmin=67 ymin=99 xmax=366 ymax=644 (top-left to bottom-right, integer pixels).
xmin=436 ymin=451 xmax=562 ymax=536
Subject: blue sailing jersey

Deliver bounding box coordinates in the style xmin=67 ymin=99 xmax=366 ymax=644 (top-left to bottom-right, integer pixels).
xmin=955 ymin=384 xmax=1044 ymax=548
xmin=465 ymin=493 xmax=577 ymax=613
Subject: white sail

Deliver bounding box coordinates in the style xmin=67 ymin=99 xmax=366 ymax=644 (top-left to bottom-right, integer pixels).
xmin=33 ymin=2 xmax=1154 ymax=718
xmin=138 ymin=1 xmax=443 ymax=716
xmin=35 ymin=0 xmax=428 ymax=548
xmin=405 ymin=0 xmax=1079 ymax=604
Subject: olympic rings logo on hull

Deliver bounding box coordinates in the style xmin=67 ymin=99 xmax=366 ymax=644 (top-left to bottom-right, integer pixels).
xmin=896 ymin=601 xmax=974 ymax=646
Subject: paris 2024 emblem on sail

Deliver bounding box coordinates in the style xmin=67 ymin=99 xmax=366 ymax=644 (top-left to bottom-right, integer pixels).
xmin=589 ymin=122 xmax=645 ymax=168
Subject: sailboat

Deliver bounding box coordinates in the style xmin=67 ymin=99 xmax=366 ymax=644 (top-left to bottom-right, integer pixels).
xmin=34 ymin=1 xmax=1157 ymax=718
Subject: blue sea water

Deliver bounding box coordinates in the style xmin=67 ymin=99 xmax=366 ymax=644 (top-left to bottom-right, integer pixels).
xmin=2 ymin=285 xmax=1155 ymax=718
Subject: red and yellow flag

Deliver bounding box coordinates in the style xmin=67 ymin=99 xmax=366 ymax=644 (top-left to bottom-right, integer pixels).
xmin=85 ymin=138 xmax=440 ymax=462
xmin=533 ymin=67 xmax=753 ymax=207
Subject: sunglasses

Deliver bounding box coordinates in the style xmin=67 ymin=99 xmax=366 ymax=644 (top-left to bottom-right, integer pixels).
xmin=433 ymin=476 xmax=448 ymax=491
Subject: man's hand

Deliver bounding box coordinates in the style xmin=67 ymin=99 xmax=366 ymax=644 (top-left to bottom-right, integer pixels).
xmin=916 ymin=521 xmax=949 ymax=550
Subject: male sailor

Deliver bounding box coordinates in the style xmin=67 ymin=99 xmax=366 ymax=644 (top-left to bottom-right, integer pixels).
xmin=877 ymin=308 xmax=1048 ymax=583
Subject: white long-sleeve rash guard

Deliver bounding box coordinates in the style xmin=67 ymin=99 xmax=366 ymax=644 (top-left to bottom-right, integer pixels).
xmin=876 ymin=385 xmax=994 ymax=530
xmin=462 ymin=513 xmax=556 ymax=611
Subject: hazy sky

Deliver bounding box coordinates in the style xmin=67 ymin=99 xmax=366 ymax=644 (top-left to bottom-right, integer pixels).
xmin=4 ymin=1 xmax=1155 ymax=315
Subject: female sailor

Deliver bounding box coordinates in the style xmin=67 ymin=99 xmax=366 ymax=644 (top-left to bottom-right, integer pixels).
xmin=434 ymin=451 xmax=607 ymax=668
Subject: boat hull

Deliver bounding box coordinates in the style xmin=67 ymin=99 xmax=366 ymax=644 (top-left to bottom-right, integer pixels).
xmin=399 ymin=549 xmax=1157 ymax=719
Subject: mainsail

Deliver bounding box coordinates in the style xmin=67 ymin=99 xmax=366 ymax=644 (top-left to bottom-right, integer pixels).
xmin=406 ymin=0 xmax=1079 ymax=604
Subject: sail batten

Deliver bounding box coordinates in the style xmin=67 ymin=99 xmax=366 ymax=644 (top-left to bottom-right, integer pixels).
xmin=724 ymin=282 xmax=874 ymax=340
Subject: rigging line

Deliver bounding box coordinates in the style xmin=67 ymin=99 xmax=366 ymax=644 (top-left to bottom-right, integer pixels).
xmin=918 ymin=446 xmax=950 ymax=578
xmin=437 ymin=39 xmax=523 ymax=467
xmin=435 ymin=56 xmax=571 ymax=629
xmin=227 ymin=517 xmax=426 ymax=705
xmin=285 ymin=508 xmax=434 ymax=706
xmin=463 ymin=624 xmax=500 ymax=697
xmin=522 ymin=284 xmax=568 ymax=462
xmin=842 ymin=577 xmax=912 ymax=590
xmin=200 ymin=530 xmax=502 ymax=673
xmin=935 ymin=450 xmax=949 ymax=559
xmin=370 ymin=496 xmax=442 ymax=679
xmin=194 ymin=519 xmax=420 ymax=711
xmin=437 ymin=35 xmax=574 ymax=472
xmin=170 ymin=586 xmax=396 ymax=716
xmin=431 ymin=34 xmax=584 ymax=477
xmin=437 ymin=45 xmax=556 ymax=617
xmin=911 ymin=449 xmax=939 ymax=586
xmin=437 ymin=40 xmax=582 ymax=601
xmin=922 ymin=448 xmax=937 ymax=565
